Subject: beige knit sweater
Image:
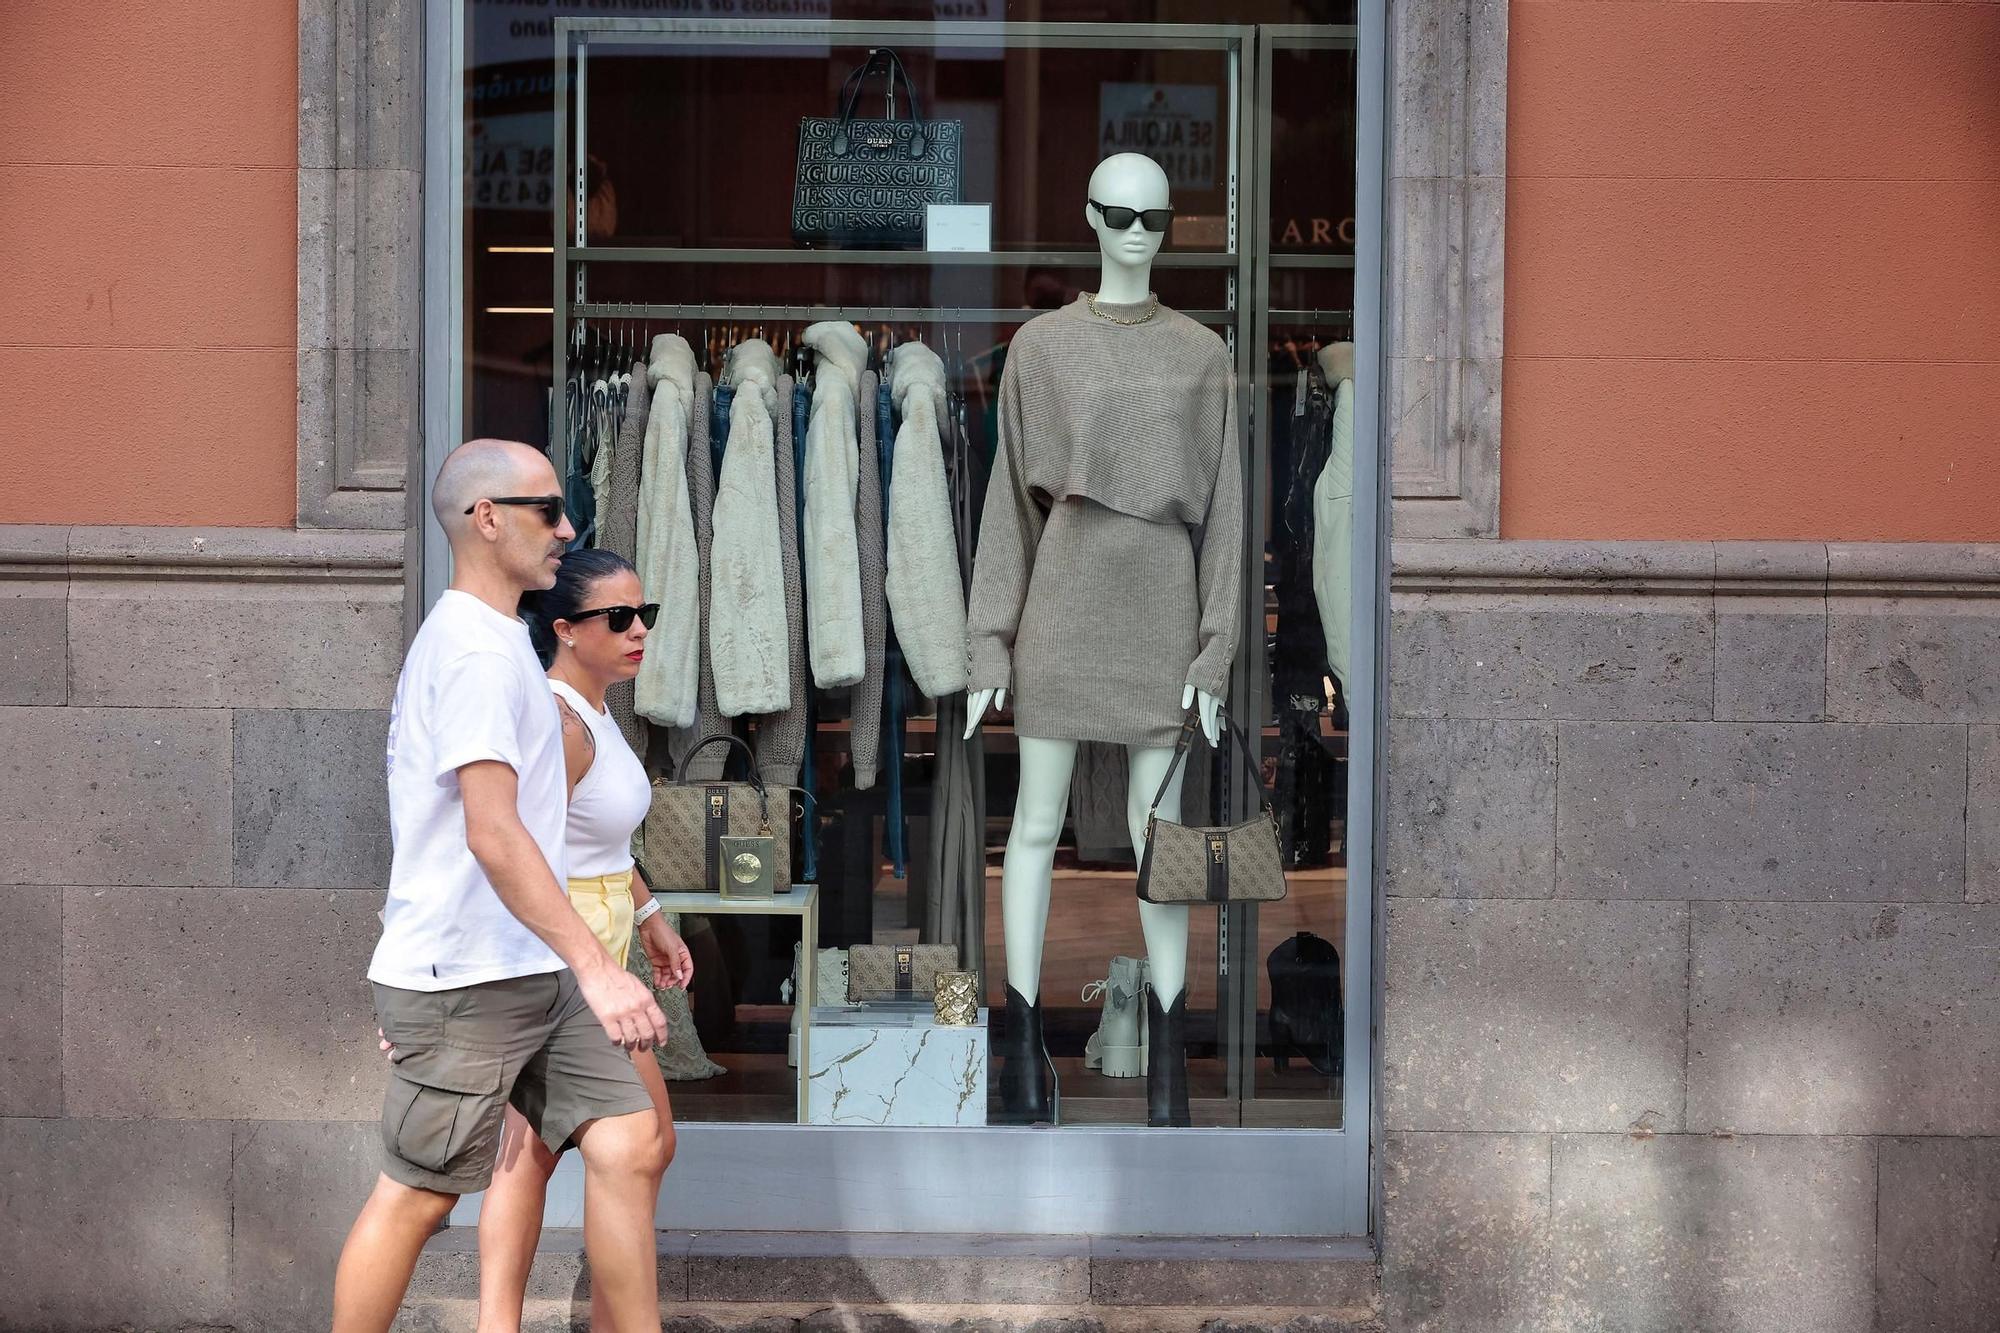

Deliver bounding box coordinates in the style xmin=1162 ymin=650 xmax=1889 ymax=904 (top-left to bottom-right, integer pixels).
xmin=966 ymin=295 xmax=1242 ymax=748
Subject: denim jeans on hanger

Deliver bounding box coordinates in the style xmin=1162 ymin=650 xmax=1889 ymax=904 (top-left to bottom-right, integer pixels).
xmin=877 ymin=376 xmax=907 ymax=880
xmin=792 ymin=377 xmax=818 ymax=882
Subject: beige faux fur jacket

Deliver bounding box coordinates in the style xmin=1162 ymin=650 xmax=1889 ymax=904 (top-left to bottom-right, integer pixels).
xmin=886 ymin=340 xmax=969 ymax=698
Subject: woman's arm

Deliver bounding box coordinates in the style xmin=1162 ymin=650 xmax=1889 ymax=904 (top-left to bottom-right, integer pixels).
xmin=632 ymin=862 xmax=695 ymax=990
xmin=553 ymin=692 xmax=596 ymax=800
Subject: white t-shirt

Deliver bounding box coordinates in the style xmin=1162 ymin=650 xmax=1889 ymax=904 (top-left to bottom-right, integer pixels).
xmin=549 ymin=679 xmax=653 ymax=878
xmin=368 ymin=590 xmax=568 ymax=991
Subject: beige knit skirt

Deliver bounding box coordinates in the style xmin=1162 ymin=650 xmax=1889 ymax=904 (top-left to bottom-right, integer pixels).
xmin=1012 ymin=496 xmax=1200 ymax=750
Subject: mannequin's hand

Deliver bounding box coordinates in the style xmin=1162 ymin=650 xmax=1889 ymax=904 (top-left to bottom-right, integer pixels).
xmin=963 ymin=688 xmax=1007 ymax=740
xmin=1182 ymin=684 xmax=1223 ymax=747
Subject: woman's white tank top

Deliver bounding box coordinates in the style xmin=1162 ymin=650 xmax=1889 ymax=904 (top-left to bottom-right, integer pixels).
xmin=549 ymin=679 xmax=652 ymax=878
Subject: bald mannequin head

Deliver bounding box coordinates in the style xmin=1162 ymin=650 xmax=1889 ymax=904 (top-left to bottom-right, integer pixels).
xmin=1087 ymin=152 xmax=1170 ymax=212
xmin=433 ymin=439 xmax=573 ymax=595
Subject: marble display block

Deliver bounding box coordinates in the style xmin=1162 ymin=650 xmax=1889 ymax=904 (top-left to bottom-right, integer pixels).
xmin=807 ymin=1004 xmax=989 ymax=1127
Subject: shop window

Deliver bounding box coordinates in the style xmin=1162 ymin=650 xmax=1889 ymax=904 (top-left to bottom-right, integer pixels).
xmin=450 ymin=1 xmax=1365 ymax=1137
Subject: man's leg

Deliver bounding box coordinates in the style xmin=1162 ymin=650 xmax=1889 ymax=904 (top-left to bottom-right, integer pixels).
xmin=573 ymin=1109 xmax=670 ymax=1333
xmin=331 ymin=1174 xmax=459 ymax=1333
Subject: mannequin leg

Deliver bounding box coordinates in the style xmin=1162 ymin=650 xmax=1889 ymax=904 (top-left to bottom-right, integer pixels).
xmin=1127 ymin=743 xmax=1193 ymax=1127
xmin=1126 ymin=745 xmax=1190 ymax=1004
xmin=1001 ymin=737 xmax=1080 ymax=1005
xmin=994 ymin=736 xmax=1078 ymax=1123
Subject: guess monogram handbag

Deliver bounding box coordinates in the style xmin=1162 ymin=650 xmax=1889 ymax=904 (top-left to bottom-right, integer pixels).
xmin=638 ymin=735 xmax=799 ymax=895
xmin=1136 ymin=715 xmax=1290 ymax=906
xmin=793 ymin=47 xmax=963 ymax=249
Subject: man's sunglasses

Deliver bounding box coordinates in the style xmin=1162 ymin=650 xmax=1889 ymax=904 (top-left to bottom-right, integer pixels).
xmin=1089 ymin=199 xmax=1175 ymax=233
xmin=567 ymin=603 xmax=661 ymax=634
xmin=466 ymin=495 xmax=565 ymax=527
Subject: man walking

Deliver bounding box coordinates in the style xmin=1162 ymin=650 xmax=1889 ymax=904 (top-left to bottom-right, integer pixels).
xmin=333 ymin=440 xmax=670 ymax=1333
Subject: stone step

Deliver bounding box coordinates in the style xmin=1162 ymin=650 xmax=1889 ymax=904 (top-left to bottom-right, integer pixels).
xmin=398 ymin=1228 xmax=1381 ymax=1333
xmin=395 ymin=1299 xmax=1385 ymax=1333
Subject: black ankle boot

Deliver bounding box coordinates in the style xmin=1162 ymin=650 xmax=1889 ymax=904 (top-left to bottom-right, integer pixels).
xmin=1146 ymin=990 xmax=1191 ymax=1127
xmin=996 ymin=984 xmax=1056 ymax=1124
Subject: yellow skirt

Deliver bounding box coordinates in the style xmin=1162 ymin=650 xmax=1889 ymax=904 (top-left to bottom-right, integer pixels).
xmin=566 ymin=868 xmax=636 ymax=967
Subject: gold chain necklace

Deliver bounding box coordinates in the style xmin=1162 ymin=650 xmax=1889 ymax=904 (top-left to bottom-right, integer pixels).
xmin=1088 ymin=293 xmax=1159 ymax=326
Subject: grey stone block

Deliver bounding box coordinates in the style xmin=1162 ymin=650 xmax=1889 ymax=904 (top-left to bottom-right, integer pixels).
xmin=235 ymin=708 xmax=391 ymax=888
xmin=0 ymin=885 xmax=60 ymax=1115
xmin=1382 ymin=899 xmax=1687 ymax=1133
xmin=334 ymin=169 xmax=421 ymax=352
xmin=1556 ymin=722 xmax=1965 ymax=901
xmin=299 ymin=349 xmax=412 ymax=530
xmin=1828 ymin=599 xmax=2000 ymax=722
xmin=688 ymin=1231 xmax=1089 ymax=1306
xmin=1876 ymin=1137 xmax=2000 ymax=1332
xmin=0 ymin=706 xmax=231 ymax=886
xmin=1548 ymin=1134 xmax=1875 ymax=1333
xmin=0 ymin=580 xmax=65 ymax=705
xmin=232 ymin=1120 xmax=383 ymax=1332
xmin=67 ymin=573 xmax=400 ymax=708
xmin=1973 ymin=726 xmax=1999 ymax=904
xmin=1391 ymin=594 xmax=1713 ymax=721
xmin=1688 ymin=903 xmax=2000 ymax=1135
xmin=64 ymin=886 xmax=384 ymax=1118
xmin=0 ymin=1119 xmax=233 ymax=1328
xmin=300 ymin=168 xmax=338 ymax=351
xmin=1090 ymin=1237 xmax=1374 ymax=1308
xmin=1379 ymin=1132 xmax=1551 ymax=1333
xmin=1714 ymin=601 xmax=1826 ymax=722
xmin=1385 ymin=719 xmax=1555 ymax=898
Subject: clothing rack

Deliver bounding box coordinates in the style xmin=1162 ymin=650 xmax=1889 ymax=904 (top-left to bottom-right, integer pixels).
xmin=571 ymin=302 xmax=1238 ymax=328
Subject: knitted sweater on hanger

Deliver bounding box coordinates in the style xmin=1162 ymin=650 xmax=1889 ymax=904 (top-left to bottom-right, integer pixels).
xmin=966 ymin=296 xmax=1242 ymax=749
xmin=852 ymin=368 xmax=886 ymax=790
xmin=755 ymin=373 xmax=808 ymax=787
xmin=601 ymin=358 xmax=651 ymax=759
xmin=800 ymin=321 xmax=868 ymax=687
xmin=669 ymin=372 xmax=731 ymax=783
xmin=711 ymin=339 xmax=790 ymax=717
xmin=886 ymin=340 xmax=970 ymax=700
xmin=635 ymin=336 xmax=701 ymax=730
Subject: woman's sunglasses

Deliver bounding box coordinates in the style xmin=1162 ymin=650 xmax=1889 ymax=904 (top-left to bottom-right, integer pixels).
xmin=466 ymin=495 xmax=565 ymax=527
xmin=1089 ymin=199 xmax=1175 ymax=233
xmin=566 ymin=603 xmax=661 ymax=634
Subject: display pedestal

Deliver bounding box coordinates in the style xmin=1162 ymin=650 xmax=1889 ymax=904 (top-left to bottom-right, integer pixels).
xmin=649 ymin=886 xmax=819 ymax=1122
xmin=807 ymin=1004 xmax=989 ymax=1127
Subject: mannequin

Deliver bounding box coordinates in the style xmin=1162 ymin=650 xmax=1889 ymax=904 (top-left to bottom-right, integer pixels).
xmin=965 ymin=153 xmax=1241 ymax=1127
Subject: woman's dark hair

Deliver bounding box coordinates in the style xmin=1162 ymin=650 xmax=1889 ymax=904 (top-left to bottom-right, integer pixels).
xmin=519 ymin=547 xmax=638 ymax=666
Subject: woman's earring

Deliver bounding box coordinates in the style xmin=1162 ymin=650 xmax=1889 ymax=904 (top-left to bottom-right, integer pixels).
xmin=563 ymin=638 xmax=576 ymax=648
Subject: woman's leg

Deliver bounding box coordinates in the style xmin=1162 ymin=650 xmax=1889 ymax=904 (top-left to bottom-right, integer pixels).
xmin=475 ymin=1104 xmax=560 ymax=1333
xmin=589 ymin=1052 xmax=678 ymax=1331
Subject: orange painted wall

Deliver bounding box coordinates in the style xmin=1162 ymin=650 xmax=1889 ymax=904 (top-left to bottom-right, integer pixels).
xmin=0 ymin=1 xmax=297 ymax=527
xmin=1501 ymin=1 xmax=2000 ymax=541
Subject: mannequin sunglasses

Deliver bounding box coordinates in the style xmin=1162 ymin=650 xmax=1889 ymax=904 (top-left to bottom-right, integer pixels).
xmin=466 ymin=495 xmax=565 ymax=526
xmin=1089 ymin=199 xmax=1175 ymax=233
xmin=567 ymin=603 xmax=661 ymax=633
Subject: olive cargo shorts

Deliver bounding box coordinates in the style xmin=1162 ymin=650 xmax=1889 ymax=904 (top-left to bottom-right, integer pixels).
xmin=371 ymin=970 xmax=654 ymax=1194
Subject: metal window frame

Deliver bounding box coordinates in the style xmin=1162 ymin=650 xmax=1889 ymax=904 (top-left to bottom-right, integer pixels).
xmin=426 ymin=4 xmax=1386 ymax=1240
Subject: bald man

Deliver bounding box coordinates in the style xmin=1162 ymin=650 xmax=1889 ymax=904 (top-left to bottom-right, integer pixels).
xmin=332 ymin=440 xmax=672 ymax=1333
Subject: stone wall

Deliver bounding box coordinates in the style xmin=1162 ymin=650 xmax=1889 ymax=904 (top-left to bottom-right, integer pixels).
xmin=0 ymin=524 xmax=405 ymax=1331
xmin=1377 ymin=538 xmax=2000 ymax=1333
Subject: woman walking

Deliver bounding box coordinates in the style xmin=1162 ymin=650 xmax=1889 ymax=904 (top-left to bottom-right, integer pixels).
xmin=481 ymin=547 xmax=690 ymax=1332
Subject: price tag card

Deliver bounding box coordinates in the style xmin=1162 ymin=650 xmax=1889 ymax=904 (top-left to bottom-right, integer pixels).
xmin=926 ymin=203 xmax=992 ymax=253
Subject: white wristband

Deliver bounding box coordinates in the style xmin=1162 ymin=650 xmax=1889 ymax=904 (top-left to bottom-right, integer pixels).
xmin=632 ymin=898 xmax=662 ymax=928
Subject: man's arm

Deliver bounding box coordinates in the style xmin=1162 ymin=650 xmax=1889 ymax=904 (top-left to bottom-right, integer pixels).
xmin=459 ymin=759 xmax=666 ymax=1051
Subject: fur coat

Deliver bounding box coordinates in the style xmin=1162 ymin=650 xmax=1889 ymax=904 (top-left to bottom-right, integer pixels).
xmin=1311 ymin=342 xmax=1356 ymax=686
xmin=710 ymin=340 xmax=791 ymax=717
xmin=634 ymin=334 xmax=701 ymax=729
xmin=885 ymin=341 xmax=969 ymax=699
xmin=801 ymin=320 xmax=869 ymax=688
